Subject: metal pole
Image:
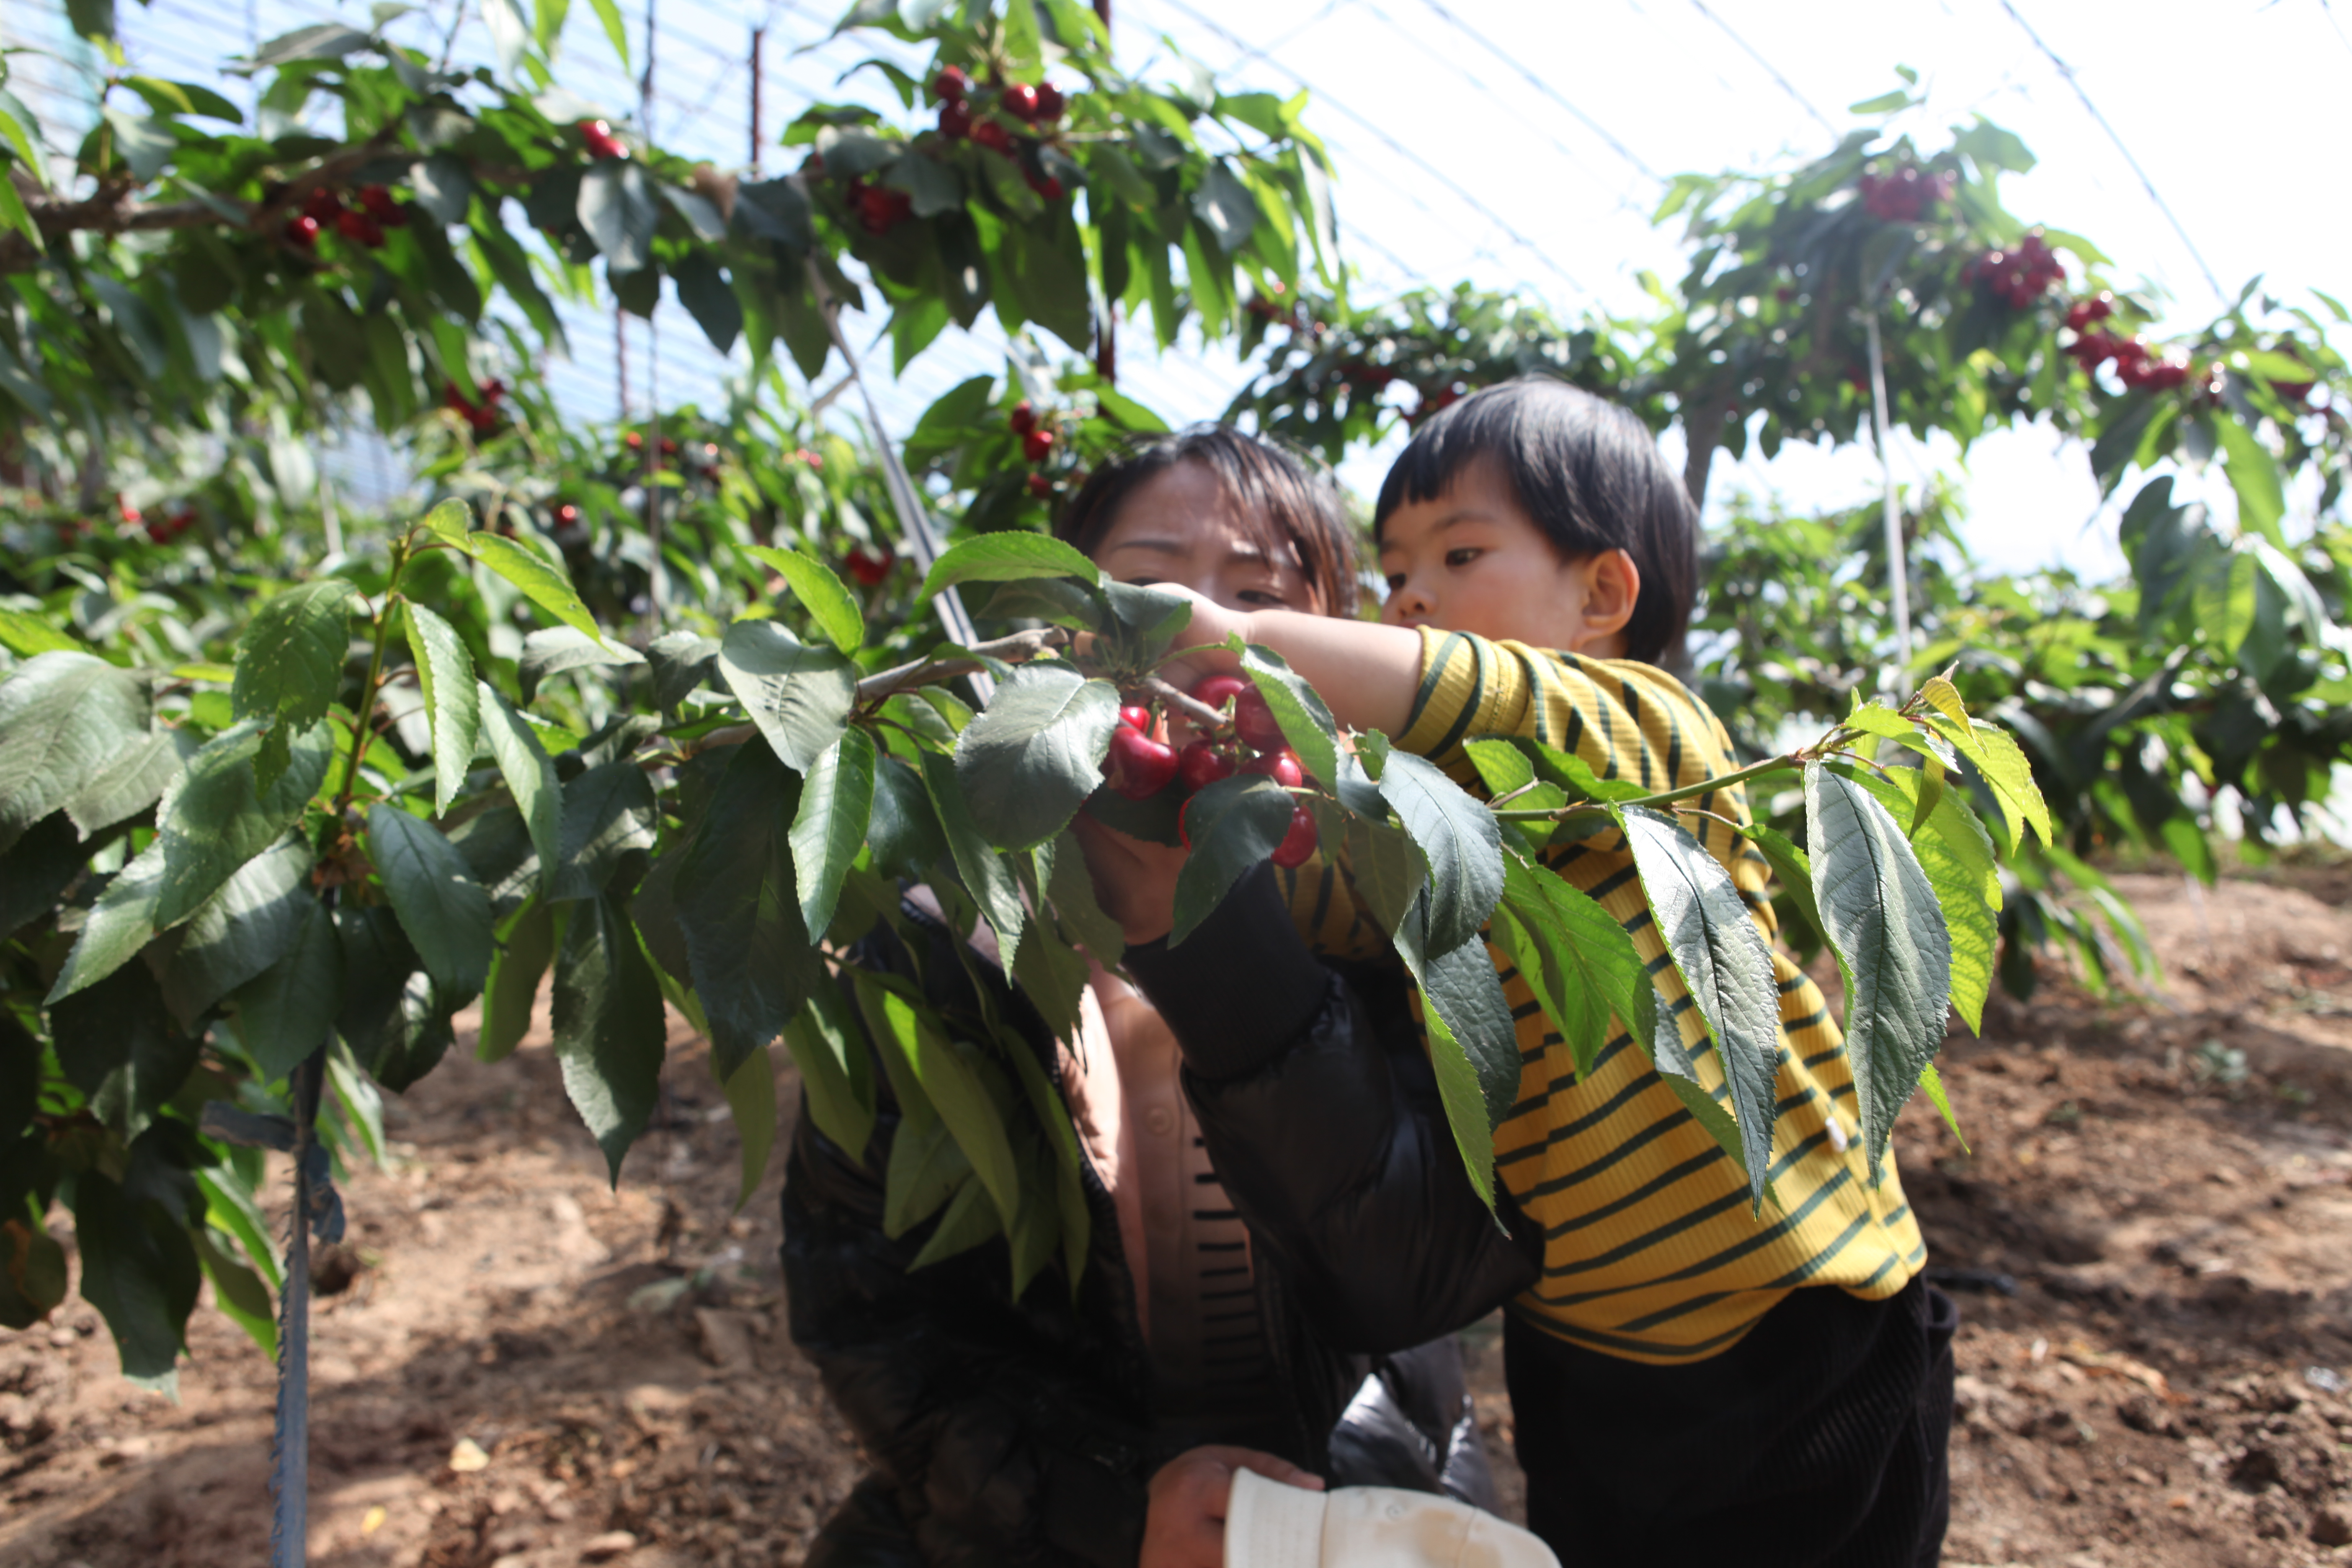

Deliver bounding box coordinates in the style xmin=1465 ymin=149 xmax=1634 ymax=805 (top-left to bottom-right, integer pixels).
xmin=1865 ymin=309 xmax=1912 ymax=695
xmin=642 ymin=0 xmax=663 ymax=619
xmin=750 ymin=27 xmax=764 ymax=176
xmin=1093 ymin=0 xmax=1114 ymax=383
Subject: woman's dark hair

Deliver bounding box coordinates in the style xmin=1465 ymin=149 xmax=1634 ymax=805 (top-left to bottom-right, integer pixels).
xmin=1055 ymin=424 xmax=1361 ymax=618
xmin=1372 ymin=378 xmax=1697 ymax=665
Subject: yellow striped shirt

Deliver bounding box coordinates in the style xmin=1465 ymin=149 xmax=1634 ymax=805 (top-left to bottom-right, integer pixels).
xmin=1279 ymin=627 xmax=1925 ymax=1364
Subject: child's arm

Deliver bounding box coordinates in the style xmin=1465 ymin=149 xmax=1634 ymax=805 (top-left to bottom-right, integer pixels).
xmin=1147 ymin=589 xmax=1424 ymax=739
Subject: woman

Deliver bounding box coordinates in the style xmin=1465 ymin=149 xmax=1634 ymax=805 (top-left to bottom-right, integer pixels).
xmin=783 ymin=426 xmax=1492 ymax=1568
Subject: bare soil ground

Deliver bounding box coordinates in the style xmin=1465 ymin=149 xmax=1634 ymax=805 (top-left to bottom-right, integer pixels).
xmin=4 ymin=870 xmax=2351 ymax=1568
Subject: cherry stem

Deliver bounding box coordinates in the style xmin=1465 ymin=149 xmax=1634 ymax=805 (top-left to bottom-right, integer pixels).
xmin=1140 ymin=675 xmax=1225 ymax=730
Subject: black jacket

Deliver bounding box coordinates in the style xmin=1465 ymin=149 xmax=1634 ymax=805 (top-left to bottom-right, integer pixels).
xmin=1121 ymin=864 xmax=1547 ymax=1354
xmin=781 ymin=889 xmax=1493 ymax=1568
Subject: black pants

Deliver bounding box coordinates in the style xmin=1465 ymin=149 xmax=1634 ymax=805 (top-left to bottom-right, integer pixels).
xmin=1509 ymin=1275 xmax=1957 ymax=1568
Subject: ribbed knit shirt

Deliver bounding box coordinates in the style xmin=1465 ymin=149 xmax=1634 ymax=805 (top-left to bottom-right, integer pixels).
xmin=1277 ymin=627 xmax=1926 ymax=1365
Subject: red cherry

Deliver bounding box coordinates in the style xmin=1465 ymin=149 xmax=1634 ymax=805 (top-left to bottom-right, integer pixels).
xmin=1008 ymin=400 xmax=1038 ymax=435
xmin=1022 ymin=428 xmax=1054 ymax=462
xmin=846 ymin=544 xmax=895 ymax=586
xmin=556 ymin=503 xmax=580 ymax=525
xmin=1034 ymin=83 xmax=1065 ymax=122
xmin=933 ymin=65 xmax=970 ymax=103
xmin=336 ymin=209 xmax=386 ymax=247
xmin=285 ymin=215 xmax=321 ymax=249
xmin=358 ymin=184 xmax=405 ymax=224
xmin=939 ymin=101 xmax=972 ymax=139
xmin=1102 ymin=726 xmax=1178 ymax=800
xmin=1027 ymin=170 xmax=1065 ymax=201
xmin=1026 ymin=472 xmax=1053 ymax=498
xmin=582 ymin=120 xmax=628 ymax=160
xmin=1270 ymin=805 xmax=1318 ymax=869
xmin=1002 ymin=83 xmax=1040 ymax=122
xmin=1242 ymin=748 xmax=1303 ymax=789
xmin=627 ymin=430 xmax=644 ymax=448
xmin=1190 ymin=674 xmax=1251 ymax=716
xmin=302 ymin=187 xmax=343 ymax=223
xmin=972 ymin=120 xmax=1013 ymax=155
xmin=1233 ymin=687 xmax=1286 ymax=753
xmin=1119 ymin=704 xmax=1153 ymax=733
xmin=660 ymin=436 xmax=679 ymax=455
xmin=1177 ymin=740 xmax=1235 ymax=794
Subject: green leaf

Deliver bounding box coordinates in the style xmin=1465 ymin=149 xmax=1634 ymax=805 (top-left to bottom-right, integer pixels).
xmin=464 ymin=532 xmax=608 ymax=646
xmin=916 ymin=534 xmax=1101 ymax=601
xmin=0 ymin=652 xmax=153 ymax=856
xmin=1805 ymin=762 xmax=1952 ymax=1171
xmin=152 ymin=719 xmax=333 ymax=931
xmin=781 ymin=986 xmax=877 ymax=1161
xmin=1616 ymin=806 xmax=1781 ymax=1208
xmin=855 ymin=975 xmax=1021 ymax=1231
xmin=71 ymin=1168 xmax=199 ymax=1386
xmin=1012 ymin=892 xmax=1091 ymax=1044
xmin=1047 ymin=826 xmax=1125 ymax=969
xmin=479 ymin=898 xmax=557 ymax=1063
xmin=1238 ymin=643 xmax=1340 ymax=785
xmin=191 ymin=1225 xmax=275 ymax=1357
xmin=1858 ymin=767 xmax=2001 ymax=1037
xmin=1508 ymin=735 xmax=1651 ymax=804
xmin=717 ymin=621 xmax=859 ymax=772
xmin=2214 ymin=413 xmax=2287 ymax=547
xmin=402 ymin=602 xmax=479 ymax=816
xmin=50 ymin=961 xmax=197 ymax=1141
xmin=161 ymin=837 xmax=314 ymax=1028
xmin=230 ymin=580 xmax=359 ymax=749
xmin=0 ymin=608 xmax=82 ymax=655
xmin=1916 ymin=1061 xmax=1969 ymax=1150
xmin=477 ymin=682 xmax=562 ymax=889
xmin=954 ymin=663 xmax=1122 ymax=852
xmin=908 ymin=1176 xmax=1002 ymax=1269
xmin=551 ymin=761 xmax=658 ymax=901
xmin=63 ymin=728 xmax=193 ymax=841
xmin=0 ymin=1218 xmax=68 ymax=1332
xmin=745 ymin=545 xmax=865 ymax=655
xmin=229 ymin=895 xmax=343 ymax=1080
xmin=789 ymin=728 xmax=877 ymax=939
xmin=1340 ymin=812 xmax=1427 ymax=939
xmin=420 ymin=498 xmax=472 ymax=547
xmin=519 ymin=624 xmax=644 ymax=703
xmin=647 ymin=631 xmax=722 ymax=710
xmin=46 ymin=838 xmax=168 ymax=1003
xmin=921 ymin=749 xmax=1028 ymax=956
xmin=2192 ymin=543 xmax=2260 ymax=660
xmin=1168 ymin=774 xmax=1297 ymax=946
xmin=1393 ymin=899 xmax=1509 ymax=1210
xmin=585 ymin=0 xmax=630 ymax=67
xmin=1494 ymin=850 xmax=1654 ymax=1078
xmin=1191 ymin=159 xmax=1261 ymax=253
xmin=1377 ymin=750 xmax=1505 ymax=954
xmin=578 ymin=161 xmax=658 ymax=273
xmin=368 ymin=804 xmax=495 ymax=998
xmin=1916 ymin=715 xmax=2051 ymax=855
xmin=553 ymin=890 xmax=667 ymax=1183
xmin=1739 ymin=821 xmax=1823 ymax=939
xmin=675 ymin=743 xmax=825 ymax=1079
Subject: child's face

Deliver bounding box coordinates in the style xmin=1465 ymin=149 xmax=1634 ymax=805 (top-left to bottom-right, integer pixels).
xmin=1375 ymin=460 xmax=1637 ymax=656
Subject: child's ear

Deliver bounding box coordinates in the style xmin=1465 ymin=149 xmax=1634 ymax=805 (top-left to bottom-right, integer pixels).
xmin=1570 ymin=549 xmax=1640 ymax=650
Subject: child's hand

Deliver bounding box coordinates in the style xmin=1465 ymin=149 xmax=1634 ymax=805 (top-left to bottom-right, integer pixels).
xmin=1140 ymin=1445 xmax=1322 ymax=1568
xmin=1117 ymin=583 xmax=1252 ymax=708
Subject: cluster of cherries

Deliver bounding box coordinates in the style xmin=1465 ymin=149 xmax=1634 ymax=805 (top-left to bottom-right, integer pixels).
xmin=284 ymin=183 xmax=407 ymax=251
xmin=1857 ymin=163 xmax=1955 ymax=223
xmin=844 ymin=543 xmax=894 ymax=586
xmin=2060 ymin=291 xmax=2197 ymax=392
xmin=580 ymin=119 xmax=630 ymax=162
xmin=1101 ymin=676 xmax=1320 ymax=869
xmin=118 ymin=495 xmax=198 ymax=545
xmin=1008 ymin=400 xmax=1057 ymax=497
xmin=1965 ymin=231 xmax=2066 ymax=310
xmin=443 ymin=377 xmax=507 ymax=434
xmin=931 ymin=66 xmax=1070 ymax=200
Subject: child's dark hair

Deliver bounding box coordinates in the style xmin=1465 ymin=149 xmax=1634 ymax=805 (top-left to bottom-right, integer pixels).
xmin=1055 ymin=424 xmax=1360 ymax=618
xmin=1372 ymin=378 xmax=1697 ymax=665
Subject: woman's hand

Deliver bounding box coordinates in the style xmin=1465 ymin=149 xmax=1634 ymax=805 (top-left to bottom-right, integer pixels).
xmin=1071 ymin=813 xmax=1187 ymax=947
xmin=1140 ymin=1445 xmax=1323 ymax=1568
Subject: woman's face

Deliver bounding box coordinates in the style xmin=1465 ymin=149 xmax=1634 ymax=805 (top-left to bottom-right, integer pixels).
xmin=1089 ymin=461 xmax=1318 ymax=614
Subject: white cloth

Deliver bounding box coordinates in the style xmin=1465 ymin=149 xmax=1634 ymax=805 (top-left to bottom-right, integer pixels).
xmin=1224 ymin=1470 xmax=1559 ymax=1568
